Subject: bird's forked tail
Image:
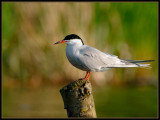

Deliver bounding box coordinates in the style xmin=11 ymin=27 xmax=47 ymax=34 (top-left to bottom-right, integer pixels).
xmin=122 ymin=60 xmax=155 ymax=69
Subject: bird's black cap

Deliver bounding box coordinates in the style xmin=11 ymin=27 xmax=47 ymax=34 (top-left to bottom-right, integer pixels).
xmin=63 ymin=34 xmax=84 ymax=45
xmin=64 ymin=34 xmax=81 ymax=40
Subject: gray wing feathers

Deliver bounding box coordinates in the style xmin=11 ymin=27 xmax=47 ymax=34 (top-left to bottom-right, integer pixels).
xmin=76 ymin=46 xmax=139 ymax=71
xmin=75 ymin=46 xmax=153 ymax=71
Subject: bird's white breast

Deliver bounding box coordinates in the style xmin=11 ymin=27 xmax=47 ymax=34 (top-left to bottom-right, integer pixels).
xmin=66 ymin=44 xmax=89 ymax=71
xmin=66 ymin=45 xmax=77 ymax=60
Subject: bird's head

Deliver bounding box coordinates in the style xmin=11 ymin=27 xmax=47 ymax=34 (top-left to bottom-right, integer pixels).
xmin=54 ymin=34 xmax=84 ymax=46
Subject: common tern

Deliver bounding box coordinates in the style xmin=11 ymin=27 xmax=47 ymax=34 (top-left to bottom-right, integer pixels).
xmin=55 ymin=34 xmax=154 ymax=80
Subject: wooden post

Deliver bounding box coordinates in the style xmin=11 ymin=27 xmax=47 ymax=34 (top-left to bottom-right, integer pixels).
xmin=59 ymin=79 xmax=97 ymax=118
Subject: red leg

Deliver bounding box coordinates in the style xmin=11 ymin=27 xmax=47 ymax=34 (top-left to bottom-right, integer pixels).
xmin=84 ymin=72 xmax=89 ymax=78
xmin=80 ymin=72 xmax=91 ymax=80
xmin=86 ymin=72 xmax=91 ymax=80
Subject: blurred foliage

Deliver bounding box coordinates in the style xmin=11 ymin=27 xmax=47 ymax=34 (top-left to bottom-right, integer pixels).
xmin=2 ymin=2 xmax=158 ymax=87
xmin=2 ymin=2 xmax=158 ymax=118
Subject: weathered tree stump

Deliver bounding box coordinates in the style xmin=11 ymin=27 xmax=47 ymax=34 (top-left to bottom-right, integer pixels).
xmin=59 ymin=79 xmax=97 ymax=118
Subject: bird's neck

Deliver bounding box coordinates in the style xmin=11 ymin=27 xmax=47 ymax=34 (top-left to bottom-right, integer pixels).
xmin=66 ymin=44 xmax=83 ymax=55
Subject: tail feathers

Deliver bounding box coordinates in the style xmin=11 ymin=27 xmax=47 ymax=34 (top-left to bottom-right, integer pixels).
xmin=137 ymin=63 xmax=152 ymax=69
xmin=121 ymin=59 xmax=154 ymax=69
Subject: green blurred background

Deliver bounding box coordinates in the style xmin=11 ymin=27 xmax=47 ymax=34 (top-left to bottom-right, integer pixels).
xmin=2 ymin=2 xmax=158 ymax=118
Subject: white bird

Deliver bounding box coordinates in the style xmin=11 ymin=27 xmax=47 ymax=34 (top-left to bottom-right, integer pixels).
xmin=54 ymin=34 xmax=154 ymax=80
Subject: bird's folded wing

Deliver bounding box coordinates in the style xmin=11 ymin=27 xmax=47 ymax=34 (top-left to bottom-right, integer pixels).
xmin=75 ymin=46 xmax=125 ymax=70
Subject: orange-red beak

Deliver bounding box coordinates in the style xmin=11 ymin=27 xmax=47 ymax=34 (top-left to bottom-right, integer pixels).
xmin=54 ymin=40 xmax=66 ymax=45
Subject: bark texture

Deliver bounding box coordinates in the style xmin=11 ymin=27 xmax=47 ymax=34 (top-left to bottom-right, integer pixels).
xmin=60 ymin=79 xmax=97 ymax=118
